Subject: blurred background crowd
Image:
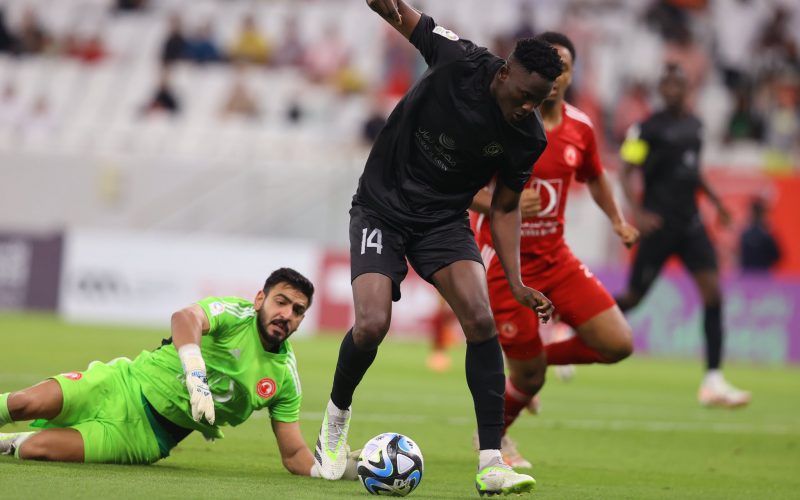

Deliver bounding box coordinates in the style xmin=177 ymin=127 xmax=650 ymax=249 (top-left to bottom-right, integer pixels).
xmin=0 ymin=0 xmax=797 ymax=271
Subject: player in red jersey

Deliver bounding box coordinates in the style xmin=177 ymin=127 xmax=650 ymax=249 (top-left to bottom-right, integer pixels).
xmin=472 ymin=32 xmax=640 ymax=468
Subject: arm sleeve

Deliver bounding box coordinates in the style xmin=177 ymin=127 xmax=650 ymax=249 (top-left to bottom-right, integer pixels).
xmin=269 ymin=355 xmax=303 ymax=423
xmin=619 ymin=122 xmax=650 ymax=166
xmin=409 ymin=13 xmax=472 ymax=68
xmin=195 ymin=296 xmax=252 ymax=338
xmin=575 ymin=126 xmax=604 ymax=183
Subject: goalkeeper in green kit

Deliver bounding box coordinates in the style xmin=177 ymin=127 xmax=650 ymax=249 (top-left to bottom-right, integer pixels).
xmin=0 ymin=267 xmax=355 ymax=478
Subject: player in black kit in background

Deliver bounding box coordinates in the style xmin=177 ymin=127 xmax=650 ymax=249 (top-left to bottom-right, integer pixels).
xmin=616 ymin=64 xmax=751 ymax=409
xmin=313 ymin=0 xmax=562 ymax=495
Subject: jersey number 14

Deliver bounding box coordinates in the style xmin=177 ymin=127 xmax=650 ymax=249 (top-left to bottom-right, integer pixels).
xmin=361 ymin=228 xmax=383 ymax=255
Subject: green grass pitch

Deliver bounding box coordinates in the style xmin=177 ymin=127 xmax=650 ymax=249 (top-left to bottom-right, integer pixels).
xmin=1 ymin=312 xmax=799 ymax=499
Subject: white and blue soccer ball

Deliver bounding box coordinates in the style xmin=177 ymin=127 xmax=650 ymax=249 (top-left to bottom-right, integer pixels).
xmin=357 ymin=433 xmax=424 ymax=496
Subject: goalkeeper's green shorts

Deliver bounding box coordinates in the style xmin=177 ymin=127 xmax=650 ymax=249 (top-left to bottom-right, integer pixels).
xmin=34 ymin=358 xmax=166 ymax=464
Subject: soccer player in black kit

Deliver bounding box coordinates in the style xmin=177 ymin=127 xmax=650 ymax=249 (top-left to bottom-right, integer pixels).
xmin=616 ymin=64 xmax=750 ymax=408
xmin=313 ymin=0 xmax=562 ymax=495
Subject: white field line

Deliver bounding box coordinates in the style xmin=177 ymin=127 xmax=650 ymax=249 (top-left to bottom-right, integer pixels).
xmin=298 ymin=411 xmax=799 ymax=436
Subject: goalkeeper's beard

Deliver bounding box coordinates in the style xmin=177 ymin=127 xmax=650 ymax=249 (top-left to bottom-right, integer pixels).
xmin=257 ymin=309 xmax=289 ymax=352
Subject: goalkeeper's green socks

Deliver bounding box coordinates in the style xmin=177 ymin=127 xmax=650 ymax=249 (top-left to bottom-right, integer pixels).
xmin=0 ymin=393 xmax=11 ymax=427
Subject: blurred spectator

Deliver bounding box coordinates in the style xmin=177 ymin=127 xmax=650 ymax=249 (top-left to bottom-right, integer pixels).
xmin=0 ymin=8 xmax=17 ymax=54
xmin=187 ymin=20 xmax=223 ymax=64
xmin=219 ymin=68 xmax=260 ymax=121
xmin=15 ymin=7 xmax=50 ymax=55
xmin=712 ymin=0 xmax=768 ymax=91
xmin=724 ymin=85 xmax=765 ymax=143
xmin=763 ymin=73 xmax=800 ymax=166
xmin=361 ymin=96 xmax=387 ymax=145
xmin=162 ymin=13 xmax=188 ymax=64
xmin=142 ymin=69 xmax=180 ymax=115
xmin=511 ymin=1 xmax=536 ymax=40
xmin=380 ymin=27 xmax=418 ymax=98
xmin=115 ymin=0 xmax=148 ymax=12
xmin=612 ymin=80 xmax=652 ymax=144
xmin=229 ymin=14 xmax=271 ymax=65
xmin=644 ymin=0 xmax=690 ymax=42
xmin=303 ymin=24 xmax=350 ymax=84
xmin=274 ymin=16 xmax=306 ymax=68
xmin=63 ymin=32 xmax=107 ymax=65
xmin=755 ymin=5 xmax=799 ymax=76
xmin=739 ymin=197 xmax=781 ymax=271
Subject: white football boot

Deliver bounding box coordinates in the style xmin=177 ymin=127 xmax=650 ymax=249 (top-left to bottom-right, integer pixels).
xmin=313 ymin=400 xmax=352 ymax=479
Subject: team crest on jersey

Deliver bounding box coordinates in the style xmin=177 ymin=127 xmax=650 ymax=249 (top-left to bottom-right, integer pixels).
xmin=499 ymin=322 xmax=518 ymax=339
xmin=483 ymin=141 xmax=503 ymax=157
xmin=563 ymin=144 xmax=579 ymax=167
xmin=256 ymin=377 xmax=276 ymax=399
xmin=62 ymin=372 xmax=82 ymax=381
xmin=432 ymin=25 xmax=459 ymax=41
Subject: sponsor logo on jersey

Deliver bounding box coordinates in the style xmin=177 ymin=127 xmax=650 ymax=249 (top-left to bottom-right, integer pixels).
xmin=432 ymin=25 xmax=459 ymax=41
xmin=531 ymin=178 xmax=563 ymax=218
xmin=482 ymin=141 xmax=503 ymax=157
xmin=256 ymin=377 xmax=276 ymax=399
xmin=62 ymin=372 xmax=82 ymax=381
xmin=438 ymin=133 xmax=456 ymax=150
xmin=209 ymin=302 xmax=225 ymax=316
xmin=499 ymin=322 xmax=518 ymax=339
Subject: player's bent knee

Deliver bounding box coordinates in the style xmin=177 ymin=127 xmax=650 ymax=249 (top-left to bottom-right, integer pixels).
xmin=353 ymin=315 xmax=391 ymax=349
xmin=603 ymin=329 xmax=634 ymax=363
xmin=460 ymin=312 xmax=496 ymax=342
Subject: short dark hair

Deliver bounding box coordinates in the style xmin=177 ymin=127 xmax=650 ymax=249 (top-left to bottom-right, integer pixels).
xmin=263 ymin=267 xmax=315 ymax=306
xmin=535 ymin=31 xmax=576 ymax=65
xmin=512 ymin=38 xmax=563 ymax=81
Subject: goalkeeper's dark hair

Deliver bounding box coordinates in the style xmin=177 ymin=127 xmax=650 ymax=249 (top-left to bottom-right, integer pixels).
xmin=511 ymin=38 xmax=563 ymax=81
xmin=263 ymin=267 xmax=315 ymax=305
xmin=534 ymin=31 xmax=576 ymax=65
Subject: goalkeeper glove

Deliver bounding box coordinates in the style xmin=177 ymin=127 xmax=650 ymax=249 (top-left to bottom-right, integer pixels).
xmin=178 ymin=344 xmax=215 ymax=425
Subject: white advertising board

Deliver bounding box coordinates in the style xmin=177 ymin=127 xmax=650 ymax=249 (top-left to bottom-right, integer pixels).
xmin=59 ymin=229 xmax=321 ymax=333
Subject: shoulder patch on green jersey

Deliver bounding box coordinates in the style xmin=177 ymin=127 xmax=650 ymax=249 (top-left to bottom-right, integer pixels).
xmin=197 ymin=297 xmax=255 ymax=333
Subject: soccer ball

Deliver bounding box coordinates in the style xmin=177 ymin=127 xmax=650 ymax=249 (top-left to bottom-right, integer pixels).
xmin=357 ymin=433 xmax=424 ymax=496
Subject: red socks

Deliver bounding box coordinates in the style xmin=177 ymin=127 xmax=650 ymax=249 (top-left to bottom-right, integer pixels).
xmin=503 ymin=378 xmax=534 ymax=432
xmin=545 ymin=336 xmax=608 ymax=365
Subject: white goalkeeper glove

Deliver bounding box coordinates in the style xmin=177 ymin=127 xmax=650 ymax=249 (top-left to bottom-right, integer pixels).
xmin=178 ymin=344 xmax=216 ymax=425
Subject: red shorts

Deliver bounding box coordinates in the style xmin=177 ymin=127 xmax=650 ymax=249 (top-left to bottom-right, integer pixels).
xmin=483 ymin=244 xmax=616 ymax=360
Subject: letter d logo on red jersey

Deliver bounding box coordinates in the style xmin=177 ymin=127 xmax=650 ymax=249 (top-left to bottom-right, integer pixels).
xmin=256 ymin=378 xmax=276 ymax=399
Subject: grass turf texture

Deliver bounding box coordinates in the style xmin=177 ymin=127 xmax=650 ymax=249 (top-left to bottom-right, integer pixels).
xmin=1 ymin=312 xmax=799 ymax=499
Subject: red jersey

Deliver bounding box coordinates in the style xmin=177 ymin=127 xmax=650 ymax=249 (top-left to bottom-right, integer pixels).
xmin=475 ymin=103 xmax=603 ymax=257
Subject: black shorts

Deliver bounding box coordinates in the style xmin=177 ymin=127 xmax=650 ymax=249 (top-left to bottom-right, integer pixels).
xmin=629 ymin=217 xmax=718 ymax=295
xmin=349 ymin=204 xmax=483 ymax=301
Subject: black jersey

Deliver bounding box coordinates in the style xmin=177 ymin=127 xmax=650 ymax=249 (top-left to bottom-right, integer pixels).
xmin=622 ymin=110 xmax=704 ymax=224
xmin=353 ymin=14 xmax=548 ymax=229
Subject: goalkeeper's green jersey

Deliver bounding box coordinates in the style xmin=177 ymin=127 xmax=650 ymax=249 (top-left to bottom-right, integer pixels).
xmin=129 ymin=296 xmax=302 ymax=440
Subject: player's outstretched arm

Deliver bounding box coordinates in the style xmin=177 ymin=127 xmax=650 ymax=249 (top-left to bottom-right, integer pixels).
xmin=366 ymin=0 xmax=421 ymax=40
xmin=273 ymin=420 xmax=358 ymax=479
xmin=586 ymin=171 xmax=639 ymax=248
xmin=172 ymin=305 xmax=215 ymax=425
xmin=489 ymin=180 xmax=554 ymax=322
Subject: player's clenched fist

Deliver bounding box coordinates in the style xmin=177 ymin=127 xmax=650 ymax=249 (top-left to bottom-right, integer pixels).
xmin=178 ymin=344 xmax=216 ymax=425
xmin=366 ymin=0 xmax=402 ymax=24
xmin=511 ymin=284 xmax=554 ymax=323
xmin=613 ymin=220 xmax=640 ymax=248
